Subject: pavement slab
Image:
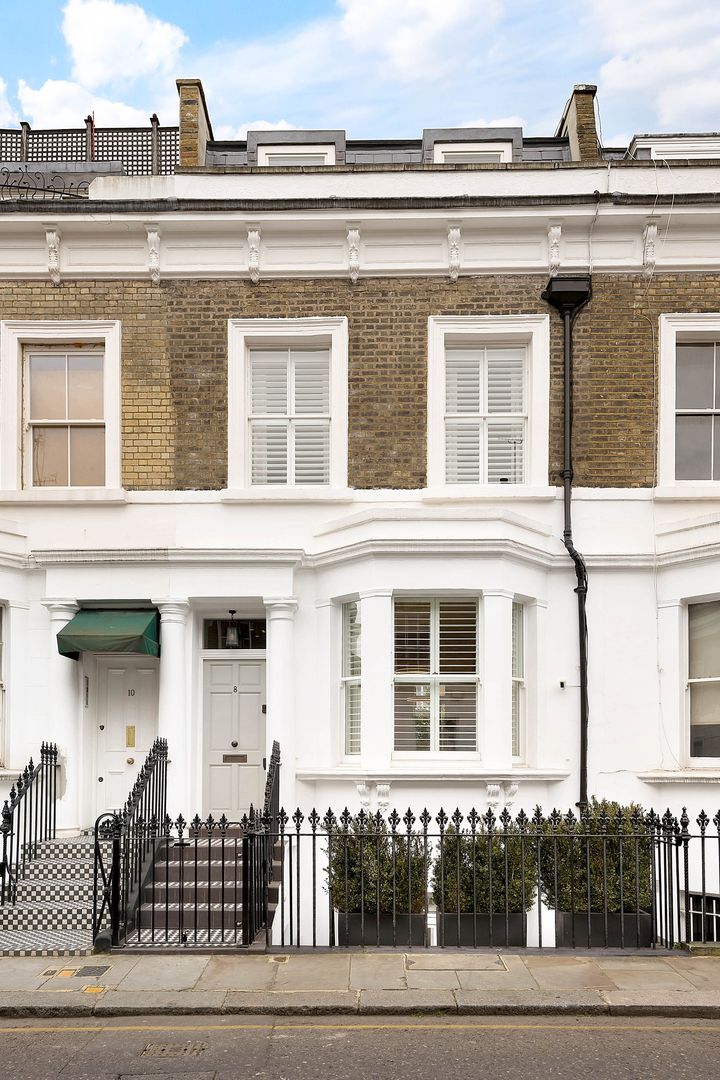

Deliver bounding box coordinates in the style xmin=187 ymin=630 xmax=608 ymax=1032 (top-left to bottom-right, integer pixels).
xmin=406 ymin=952 xmax=505 ymax=971
xmin=195 ymin=955 xmax=277 ymax=991
xmin=454 ymin=989 xmax=608 ymax=1014
xmin=92 ymin=989 xmax=227 ymax=1015
xmin=223 ymin=990 xmax=359 ymax=1013
xmin=273 ymin=952 xmax=350 ymax=991
xmin=456 ymin=955 xmax=539 ymax=991
xmin=349 ymin=952 xmax=406 ymax=990
xmin=663 ymin=955 xmax=720 ymax=989
xmin=597 ymin=963 xmax=697 ymax=991
xmin=406 ymin=968 xmax=460 ymax=989
xmin=524 ymin=958 xmax=617 ymax=990
xmin=112 ymin=955 xmax=209 ymax=991
xmin=602 ymin=989 xmax=720 ymax=1016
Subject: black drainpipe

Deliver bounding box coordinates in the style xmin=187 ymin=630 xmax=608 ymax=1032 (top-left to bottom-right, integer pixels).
xmin=540 ymin=275 xmax=592 ymax=807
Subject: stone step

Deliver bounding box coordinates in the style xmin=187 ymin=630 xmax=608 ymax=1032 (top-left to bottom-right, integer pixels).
xmin=28 ymin=840 xmax=110 ymax=861
xmin=0 ymin=903 xmax=93 ymax=932
xmin=15 ymin=877 xmax=95 ymax=904
xmin=141 ymin=881 xmax=280 ymax=904
xmin=23 ymin=858 xmax=95 ymax=880
xmin=135 ymin=902 xmax=245 ymax=930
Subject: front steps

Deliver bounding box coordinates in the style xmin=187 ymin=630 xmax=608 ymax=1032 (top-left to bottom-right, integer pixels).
xmin=0 ymin=835 xmax=103 ymax=955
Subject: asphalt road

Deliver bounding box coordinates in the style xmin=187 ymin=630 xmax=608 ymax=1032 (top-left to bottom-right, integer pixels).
xmin=1 ymin=1014 xmax=719 ymax=1079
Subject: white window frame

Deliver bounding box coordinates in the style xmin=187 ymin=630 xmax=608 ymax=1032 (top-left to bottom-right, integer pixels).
xmin=427 ymin=314 xmax=550 ymax=492
xmin=257 ymin=144 xmax=335 ymax=166
xmin=392 ymin=596 xmax=481 ymax=757
xmin=659 ymin=314 xmax=720 ymax=489
xmin=686 ymin=599 xmax=720 ymax=766
xmin=227 ymin=317 xmax=348 ymax=491
xmin=433 ymin=141 xmax=512 ymax=163
xmin=0 ymin=320 xmax=121 ymax=493
xmin=511 ymin=600 xmax=525 ymax=761
xmin=0 ymin=604 xmax=5 ymax=767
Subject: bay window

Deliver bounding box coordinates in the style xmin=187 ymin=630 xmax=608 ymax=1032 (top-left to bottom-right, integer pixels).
xmin=342 ymin=601 xmax=361 ymax=755
xmin=688 ymin=600 xmax=720 ymax=758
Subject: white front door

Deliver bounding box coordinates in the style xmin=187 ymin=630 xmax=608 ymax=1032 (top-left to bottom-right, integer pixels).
xmin=203 ymin=659 xmax=266 ymax=819
xmin=95 ymin=656 xmax=159 ymax=816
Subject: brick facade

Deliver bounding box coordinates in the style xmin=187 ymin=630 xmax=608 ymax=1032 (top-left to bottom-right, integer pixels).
xmin=3 ymin=272 xmax=720 ymax=490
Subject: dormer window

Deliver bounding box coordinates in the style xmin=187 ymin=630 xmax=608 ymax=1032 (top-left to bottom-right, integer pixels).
xmin=433 ymin=141 xmax=512 ymax=164
xmin=257 ymin=144 xmax=335 ymax=167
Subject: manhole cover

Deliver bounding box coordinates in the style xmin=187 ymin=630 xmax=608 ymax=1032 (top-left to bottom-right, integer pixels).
xmin=76 ymin=965 xmax=110 ymax=977
xmin=142 ymin=1043 xmax=207 ymax=1058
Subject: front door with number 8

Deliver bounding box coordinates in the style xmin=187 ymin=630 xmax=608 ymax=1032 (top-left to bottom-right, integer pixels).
xmin=203 ymin=659 xmax=266 ymax=818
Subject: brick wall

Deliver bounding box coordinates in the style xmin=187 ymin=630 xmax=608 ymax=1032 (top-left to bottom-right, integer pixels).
xmin=3 ymin=272 xmax=720 ymax=490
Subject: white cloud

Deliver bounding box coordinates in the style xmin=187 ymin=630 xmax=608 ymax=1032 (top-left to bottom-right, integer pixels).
xmin=215 ymin=120 xmax=297 ymax=141
xmin=592 ymin=0 xmax=720 ymax=128
xmin=459 ymin=115 xmax=525 ymax=129
xmin=18 ymin=78 xmax=148 ymax=128
xmin=338 ymin=0 xmax=501 ymax=81
xmin=0 ymin=77 xmax=18 ymax=126
xmin=62 ymin=0 xmax=186 ymax=90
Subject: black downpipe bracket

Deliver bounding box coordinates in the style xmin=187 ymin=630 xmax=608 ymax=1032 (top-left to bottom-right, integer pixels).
xmin=540 ymin=275 xmax=592 ymax=807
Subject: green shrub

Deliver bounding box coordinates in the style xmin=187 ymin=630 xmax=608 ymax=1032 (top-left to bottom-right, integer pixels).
xmin=327 ymin=816 xmax=427 ymax=914
xmin=538 ymin=798 xmax=652 ymax=913
xmin=432 ymin=823 xmax=537 ymax=914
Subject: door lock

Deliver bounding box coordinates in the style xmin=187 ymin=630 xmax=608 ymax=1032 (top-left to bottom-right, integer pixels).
xmin=231 ymin=740 xmax=238 ymax=748
xmin=98 ymin=777 xmax=104 ymax=782
xmin=126 ymin=757 xmax=135 ymax=765
xmin=98 ymin=724 xmax=105 ymax=731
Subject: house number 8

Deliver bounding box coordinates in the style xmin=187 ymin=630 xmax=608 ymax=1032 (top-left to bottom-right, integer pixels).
xmin=233 ymin=685 xmax=238 ymax=693
xmin=128 ymin=688 xmax=135 ymax=697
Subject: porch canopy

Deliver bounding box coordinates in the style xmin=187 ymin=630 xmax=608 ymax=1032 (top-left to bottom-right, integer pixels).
xmin=57 ymin=609 xmax=160 ymax=661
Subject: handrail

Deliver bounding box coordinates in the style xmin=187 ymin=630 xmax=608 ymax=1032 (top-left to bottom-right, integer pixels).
xmin=263 ymin=740 xmax=281 ymax=827
xmin=93 ymin=737 xmax=168 ymax=946
xmin=0 ymin=743 xmax=58 ymax=904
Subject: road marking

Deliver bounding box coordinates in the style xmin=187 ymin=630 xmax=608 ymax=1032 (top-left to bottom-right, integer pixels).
xmin=0 ymin=1021 xmax=719 ymax=1035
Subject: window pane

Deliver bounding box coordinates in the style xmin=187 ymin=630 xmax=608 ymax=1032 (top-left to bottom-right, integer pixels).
xmin=446 ymin=420 xmax=481 ymax=483
xmin=487 ymin=419 xmax=525 ymax=483
xmin=676 ymin=415 xmax=712 ymax=479
xmin=32 ymin=426 xmax=68 ymax=486
xmin=445 ymin=349 xmax=480 ymax=413
xmin=394 ymin=683 xmax=431 ymax=750
xmin=251 ymin=421 xmax=288 ymax=484
xmin=512 ymin=681 xmax=521 ymax=757
xmin=394 ymin=601 xmax=431 ymax=673
xmin=344 ymin=682 xmax=361 ymax=755
xmin=690 ymin=682 xmax=720 ymax=757
xmin=438 ymin=600 xmax=477 ymax=673
xmin=689 ymin=601 xmax=720 ymax=678
xmin=68 ymin=353 xmax=103 ymax=419
xmin=293 ymin=422 xmax=330 ymax=484
xmin=343 ymin=602 xmax=361 ymax=677
xmin=250 ymin=351 xmax=288 ymax=414
xmin=29 ymin=354 xmax=66 ymax=420
xmin=70 ymin=427 xmax=105 ymax=486
xmin=676 ymin=344 xmax=714 ymax=409
xmin=487 ymin=347 xmax=525 ymax=413
xmin=293 ymin=350 xmax=330 ymax=414
xmin=438 ymin=683 xmax=476 ymax=751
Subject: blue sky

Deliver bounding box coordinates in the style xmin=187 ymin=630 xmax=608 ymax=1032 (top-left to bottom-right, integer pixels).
xmin=1 ymin=1 xmax=719 ymax=145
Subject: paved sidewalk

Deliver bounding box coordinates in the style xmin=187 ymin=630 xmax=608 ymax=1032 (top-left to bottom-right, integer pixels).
xmin=2 ymin=950 xmax=720 ymax=1018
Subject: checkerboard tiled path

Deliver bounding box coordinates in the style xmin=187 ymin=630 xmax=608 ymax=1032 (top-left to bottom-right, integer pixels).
xmin=0 ymin=835 xmax=105 ymax=955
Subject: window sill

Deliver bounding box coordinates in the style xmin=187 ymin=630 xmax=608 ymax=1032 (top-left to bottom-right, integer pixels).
xmin=638 ymin=769 xmax=720 ymax=783
xmin=654 ymin=485 xmax=720 ymax=500
xmin=296 ymin=766 xmax=571 ymax=783
xmin=422 ymin=486 xmax=556 ymax=502
xmin=0 ymin=489 xmax=127 ymax=504
xmin=221 ymin=487 xmax=354 ymax=503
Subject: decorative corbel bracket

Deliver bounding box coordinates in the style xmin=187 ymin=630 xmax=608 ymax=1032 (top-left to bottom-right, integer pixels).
xmin=356 ymin=782 xmax=371 ymax=808
xmin=45 ymin=227 xmax=61 ymax=286
xmin=376 ymin=783 xmax=391 ymax=809
xmin=486 ymin=783 xmax=501 ymax=808
xmin=504 ymin=782 xmax=520 ymax=808
xmin=347 ymin=225 xmax=360 ymax=284
xmin=146 ymin=226 xmax=161 ymax=285
xmin=247 ymin=224 xmax=261 ymax=284
xmin=448 ymin=223 xmax=461 ymax=282
xmin=643 ymin=221 xmax=658 ymax=277
xmin=548 ymin=224 xmax=562 ymax=276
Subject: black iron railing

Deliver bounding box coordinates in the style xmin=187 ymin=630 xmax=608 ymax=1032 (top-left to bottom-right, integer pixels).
xmin=0 ymin=743 xmax=58 ymax=904
xmin=92 ymin=737 xmax=168 ymax=946
xmin=97 ymin=800 xmax=720 ymax=951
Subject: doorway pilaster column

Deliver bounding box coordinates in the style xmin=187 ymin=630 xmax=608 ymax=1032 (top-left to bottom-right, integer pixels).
xmin=153 ymin=600 xmax=190 ymax=817
xmin=263 ymin=597 xmax=298 ymax=810
xmin=42 ymin=600 xmax=80 ymax=832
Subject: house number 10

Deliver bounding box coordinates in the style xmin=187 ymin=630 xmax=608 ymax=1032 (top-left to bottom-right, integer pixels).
xmin=128 ymin=688 xmax=135 ymax=697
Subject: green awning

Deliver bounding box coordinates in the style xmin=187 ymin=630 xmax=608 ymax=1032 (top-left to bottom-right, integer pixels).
xmin=57 ymin=609 xmax=160 ymax=661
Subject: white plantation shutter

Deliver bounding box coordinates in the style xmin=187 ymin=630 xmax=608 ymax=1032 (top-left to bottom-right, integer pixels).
xmin=445 ymin=344 xmax=526 ymax=484
xmin=511 ymin=601 xmax=524 ymax=757
xmin=394 ymin=598 xmax=478 ymax=752
xmin=249 ymin=346 xmax=330 ymax=485
xmin=342 ymin=602 xmax=361 ymax=755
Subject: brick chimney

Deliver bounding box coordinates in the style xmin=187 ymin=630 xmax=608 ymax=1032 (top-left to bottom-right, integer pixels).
xmin=556 ymin=85 xmax=600 ymax=162
xmin=176 ymin=79 xmax=214 ymax=168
